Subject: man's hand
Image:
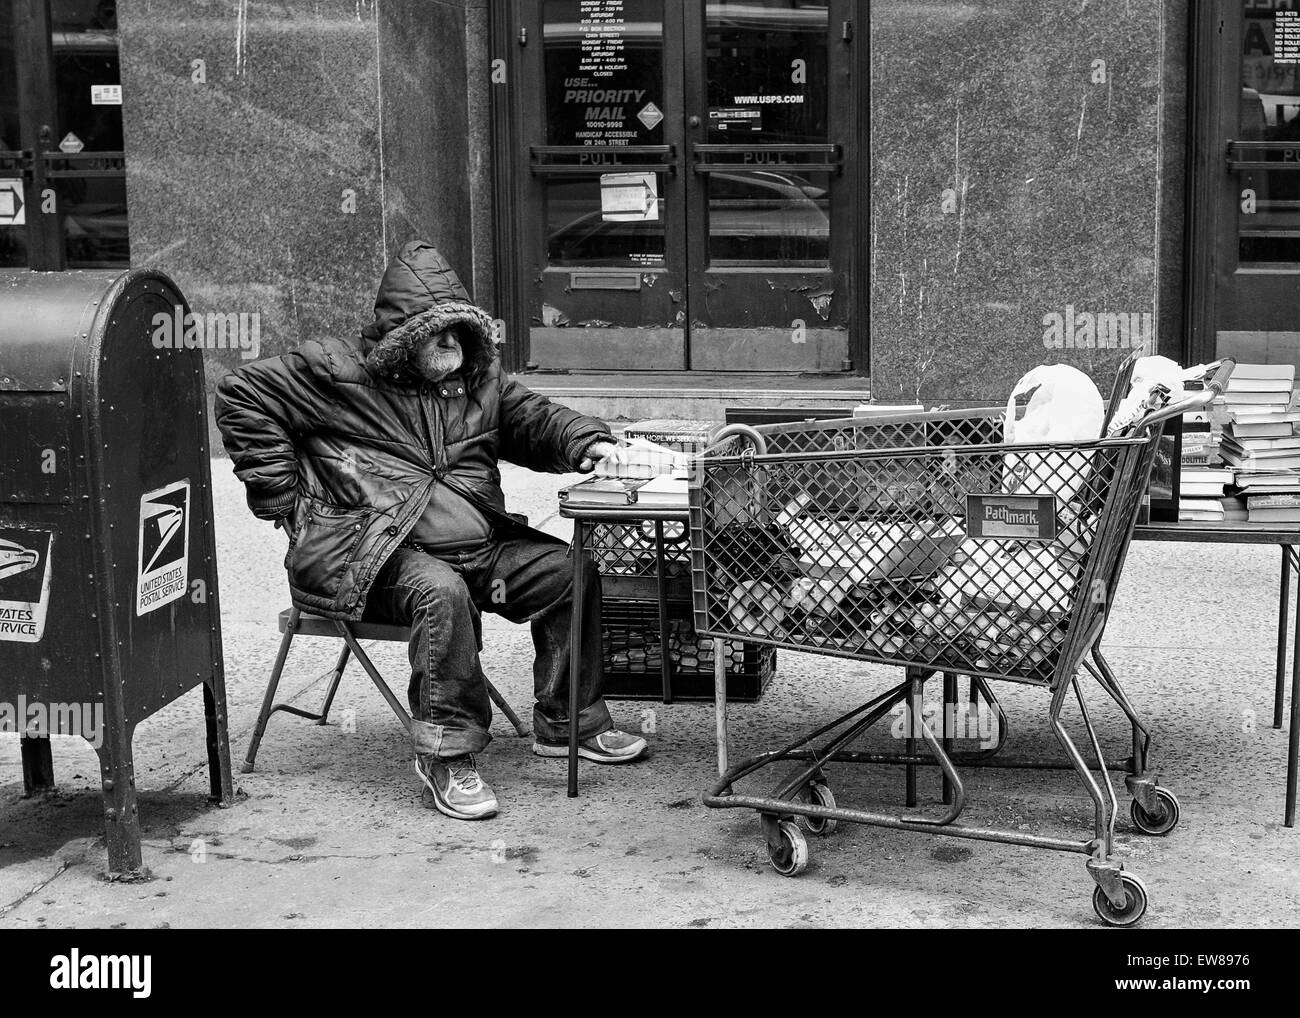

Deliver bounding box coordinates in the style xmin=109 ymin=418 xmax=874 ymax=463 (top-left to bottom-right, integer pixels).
xmin=273 ymin=504 xmax=301 ymax=536
xmin=577 ymin=439 xmax=621 ymax=473
xmin=579 ymin=437 xmax=686 ymax=478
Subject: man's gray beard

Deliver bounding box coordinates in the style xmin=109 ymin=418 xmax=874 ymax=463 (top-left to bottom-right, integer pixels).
xmin=415 ymin=346 xmax=464 ymax=381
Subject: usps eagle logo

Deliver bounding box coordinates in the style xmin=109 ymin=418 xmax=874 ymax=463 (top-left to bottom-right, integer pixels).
xmin=0 ymin=538 xmax=40 ymax=581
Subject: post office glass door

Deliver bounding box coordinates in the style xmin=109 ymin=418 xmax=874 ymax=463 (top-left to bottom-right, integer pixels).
xmin=1 ymin=0 xmax=130 ymax=271
xmin=517 ymin=0 xmax=854 ymax=371
xmin=1217 ymin=0 xmax=1300 ymax=356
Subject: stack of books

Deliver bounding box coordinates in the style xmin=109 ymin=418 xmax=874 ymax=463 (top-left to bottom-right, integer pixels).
xmin=1219 ymin=364 xmax=1300 ymax=472
xmin=1236 ymin=471 xmax=1300 ymax=523
xmin=1177 ymin=468 xmax=1236 ymax=521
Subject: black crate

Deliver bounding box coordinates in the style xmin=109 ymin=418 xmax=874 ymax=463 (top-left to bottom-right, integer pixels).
xmin=601 ymin=598 xmax=776 ymax=702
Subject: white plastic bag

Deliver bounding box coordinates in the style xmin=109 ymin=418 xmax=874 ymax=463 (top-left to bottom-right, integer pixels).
xmin=1003 ymin=364 xmax=1104 ymax=503
xmin=1106 ymin=355 xmax=1203 ymax=436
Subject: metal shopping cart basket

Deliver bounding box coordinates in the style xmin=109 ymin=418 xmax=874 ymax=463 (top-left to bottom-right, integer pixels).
xmin=688 ymin=357 xmax=1233 ymax=926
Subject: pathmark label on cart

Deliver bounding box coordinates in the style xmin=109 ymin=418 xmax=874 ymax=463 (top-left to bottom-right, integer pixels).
xmin=966 ymin=494 xmax=1057 ymax=541
xmin=136 ymin=480 xmax=190 ymax=616
xmin=0 ymin=526 xmax=55 ymax=642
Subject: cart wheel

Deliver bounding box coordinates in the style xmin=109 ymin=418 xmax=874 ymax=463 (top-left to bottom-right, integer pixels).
xmin=1092 ymin=873 xmax=1149 ymax=927
xmin=1130 ymin=787 xmax=1180 ymax=837
xmin=800 ymin=782 xmax=838 ymax=836
xmin=767 ymin=820 xmax=809 ymax=877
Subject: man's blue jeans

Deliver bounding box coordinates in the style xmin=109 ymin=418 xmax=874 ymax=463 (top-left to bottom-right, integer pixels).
xmin=362 ymin=535 xmax=612 ymax=758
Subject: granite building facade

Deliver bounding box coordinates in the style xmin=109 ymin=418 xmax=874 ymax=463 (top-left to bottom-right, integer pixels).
xmin=4 ymin=1 xmax=1299 ymax=406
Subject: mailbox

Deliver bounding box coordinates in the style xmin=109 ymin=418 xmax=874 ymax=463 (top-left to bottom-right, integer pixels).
xmin=0 ymin=268 xmax=233 ymax=873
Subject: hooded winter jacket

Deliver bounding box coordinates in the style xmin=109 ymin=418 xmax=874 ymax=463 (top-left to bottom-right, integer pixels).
xmin=215 ymin=241 xmax=611 ymax=620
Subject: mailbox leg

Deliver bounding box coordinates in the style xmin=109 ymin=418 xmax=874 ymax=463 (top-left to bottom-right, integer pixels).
xmin=20 ymin=736 xmax=55 ymax=796
xmin=98 ymin=727 xmax=143 ymax=874
xmin=204 ymin=677 xmax=235 ymax=805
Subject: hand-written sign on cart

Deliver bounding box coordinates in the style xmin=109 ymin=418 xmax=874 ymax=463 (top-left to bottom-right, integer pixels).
xmin=966 ymin=494 xmax=1058 ymax=541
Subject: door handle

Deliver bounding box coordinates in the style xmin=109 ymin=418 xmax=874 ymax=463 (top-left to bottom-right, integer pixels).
xmin=687 ymin=115 xmax=701 ymax=129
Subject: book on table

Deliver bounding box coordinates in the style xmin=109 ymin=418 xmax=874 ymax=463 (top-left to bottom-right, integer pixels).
xmin=1178 ymin=468 xmax=1233 ymax=499
xmin=559 ymin=474 xmax=688 ymax=508
xmin=1178 ymin=497 xmax=1225 ymax=521
xmin=559 ymin=477 xmax=651 ymax=506
xmin=635 ymin=474 xmax=688 ymax=507
xmin=1231 ymin=470 xmax=1300 ymax=493
xmin=1246 ymin=492 xmax=1300 ymax=516
xmin=1223 ymin=391 xmax=1292 ymax=406
xmin=1221 ymin=449 xmax=1300 ymax=471
xmin=1247 ymin=506 xmax=1300 ymax=524
xmin=1228 ymin=363 xmax=1297 ymax=382
xmin=1227 ymin=418 xmax=1300 ymax=439
xmin=1228 ymin=378 xmax=1295 ymax=393
xmin=1220 ymin=434 xmax=1300 ymax=452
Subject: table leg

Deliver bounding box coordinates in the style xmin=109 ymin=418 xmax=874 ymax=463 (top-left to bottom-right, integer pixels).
xmin=568 ymin=521 xmax=585 ymax=798
xmin=655 ymin=521 xmax=673 ymax=704
xmin=1276 ymin=546 xmax=1292 ymax=730
xmin=714 ymin=638 xmax=729 ymax=776
xmin=1289 ymin=550 xmax=1299 ymax=827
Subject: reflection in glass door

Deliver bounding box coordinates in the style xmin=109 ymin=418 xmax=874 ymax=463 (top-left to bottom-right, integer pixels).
xmin=687 ymin=0 xmax=851 ymax=370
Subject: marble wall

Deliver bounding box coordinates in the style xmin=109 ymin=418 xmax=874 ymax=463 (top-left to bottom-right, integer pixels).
xmin=868 ymin=0 xmax=1188 ymax=404
xmin=115 ymin=0 xmax=1191 ymax=403
xmin=116 ymin=0 xmax=493 ymax=391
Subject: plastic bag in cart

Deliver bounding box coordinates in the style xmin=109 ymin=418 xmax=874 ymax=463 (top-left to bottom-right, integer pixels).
xmin=1002 ymin=364 xmax=1104 ymax=503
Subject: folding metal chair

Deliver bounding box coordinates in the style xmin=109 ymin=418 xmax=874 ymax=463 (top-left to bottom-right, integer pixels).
xmin=241 ymin=607 xmax=529 ymax=772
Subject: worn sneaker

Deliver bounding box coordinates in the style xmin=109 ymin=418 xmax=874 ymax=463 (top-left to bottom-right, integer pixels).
xmin=533 ymin=728 xmax=648 ymax=764
xmin=414 ymin=754 xmax=499 ymax=820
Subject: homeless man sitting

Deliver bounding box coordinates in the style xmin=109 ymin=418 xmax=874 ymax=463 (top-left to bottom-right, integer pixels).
xmin=215 ymin=241 xmax=647 ymax=820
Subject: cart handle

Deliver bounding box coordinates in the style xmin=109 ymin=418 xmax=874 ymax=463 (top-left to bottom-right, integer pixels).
xmin=703 ymin=423 xmax=768 ymax=457
xmin=1133 ymin=358 xmax=1235 ymax=430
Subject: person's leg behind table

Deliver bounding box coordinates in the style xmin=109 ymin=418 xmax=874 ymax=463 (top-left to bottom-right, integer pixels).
xmin=479 ymin=534 xmax=648 ymax=764
xmin=363 ymin=546 xmax=500 ymax=820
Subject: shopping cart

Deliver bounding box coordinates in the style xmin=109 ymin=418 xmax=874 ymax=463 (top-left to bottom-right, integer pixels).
xmin=689 ymin=357 xmax=1233 ymax=926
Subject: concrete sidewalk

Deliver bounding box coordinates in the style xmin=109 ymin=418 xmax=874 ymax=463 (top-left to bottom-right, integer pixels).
xmin=1 ymin=459 xmax=1297 ymax=928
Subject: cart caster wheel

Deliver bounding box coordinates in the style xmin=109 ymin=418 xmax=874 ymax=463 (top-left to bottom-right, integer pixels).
xmin=1092 ymin=873 xmax=1149 ymax=927
xmin=1131 ymin=787 xmax=1180 ymax=836
xmin=767 ymin=820 xmax=809 ymax=877
xmin=800 ymin=782 xmax=838 ymax=836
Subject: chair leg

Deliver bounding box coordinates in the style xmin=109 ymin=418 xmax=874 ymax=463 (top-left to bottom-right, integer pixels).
xmin=242 ymin=608 xmax=300 ymax=773
xmin=315 ymin=644 xmax=350 ymax=725
xmin=487 ymin=679 xmax=530 ymax=737
xmin=335 ymin=623 xmax=414 ymax=735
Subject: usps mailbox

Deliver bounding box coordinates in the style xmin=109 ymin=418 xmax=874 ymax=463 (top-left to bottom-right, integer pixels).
xmin=0 ymin=268 xmax=234 ymax=873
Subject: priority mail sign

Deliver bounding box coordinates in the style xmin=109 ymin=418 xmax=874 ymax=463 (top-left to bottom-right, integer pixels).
xmin=136 ymin=480 xmax=190 ymax=615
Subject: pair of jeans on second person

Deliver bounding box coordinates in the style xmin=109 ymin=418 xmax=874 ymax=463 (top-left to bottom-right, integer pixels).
xmin=363 ymin=531 xmax=610 ymax=758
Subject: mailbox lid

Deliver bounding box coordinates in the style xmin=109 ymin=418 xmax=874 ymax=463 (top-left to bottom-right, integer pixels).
xmin=0 ymin=269 xmax=123 ymax=392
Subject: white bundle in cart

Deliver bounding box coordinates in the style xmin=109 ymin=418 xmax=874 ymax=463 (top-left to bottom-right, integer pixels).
xmin=775 ymin=494 xmax=965 ymax=585
xmin=1001 ymin=363 xmax=1104 ymax=502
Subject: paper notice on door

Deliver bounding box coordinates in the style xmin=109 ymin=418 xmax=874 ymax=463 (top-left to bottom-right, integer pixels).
xmin=600 ymin=172 xmax=658 ymax=222
xmin=91 ymin=84 xmax=123 ymax=105
xmin=1277 ymin=12 xmax=1300 ymax=64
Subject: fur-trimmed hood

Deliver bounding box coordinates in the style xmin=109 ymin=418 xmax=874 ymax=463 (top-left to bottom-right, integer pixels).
xmin=362 ymin=241 xmax=496 ymax=386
